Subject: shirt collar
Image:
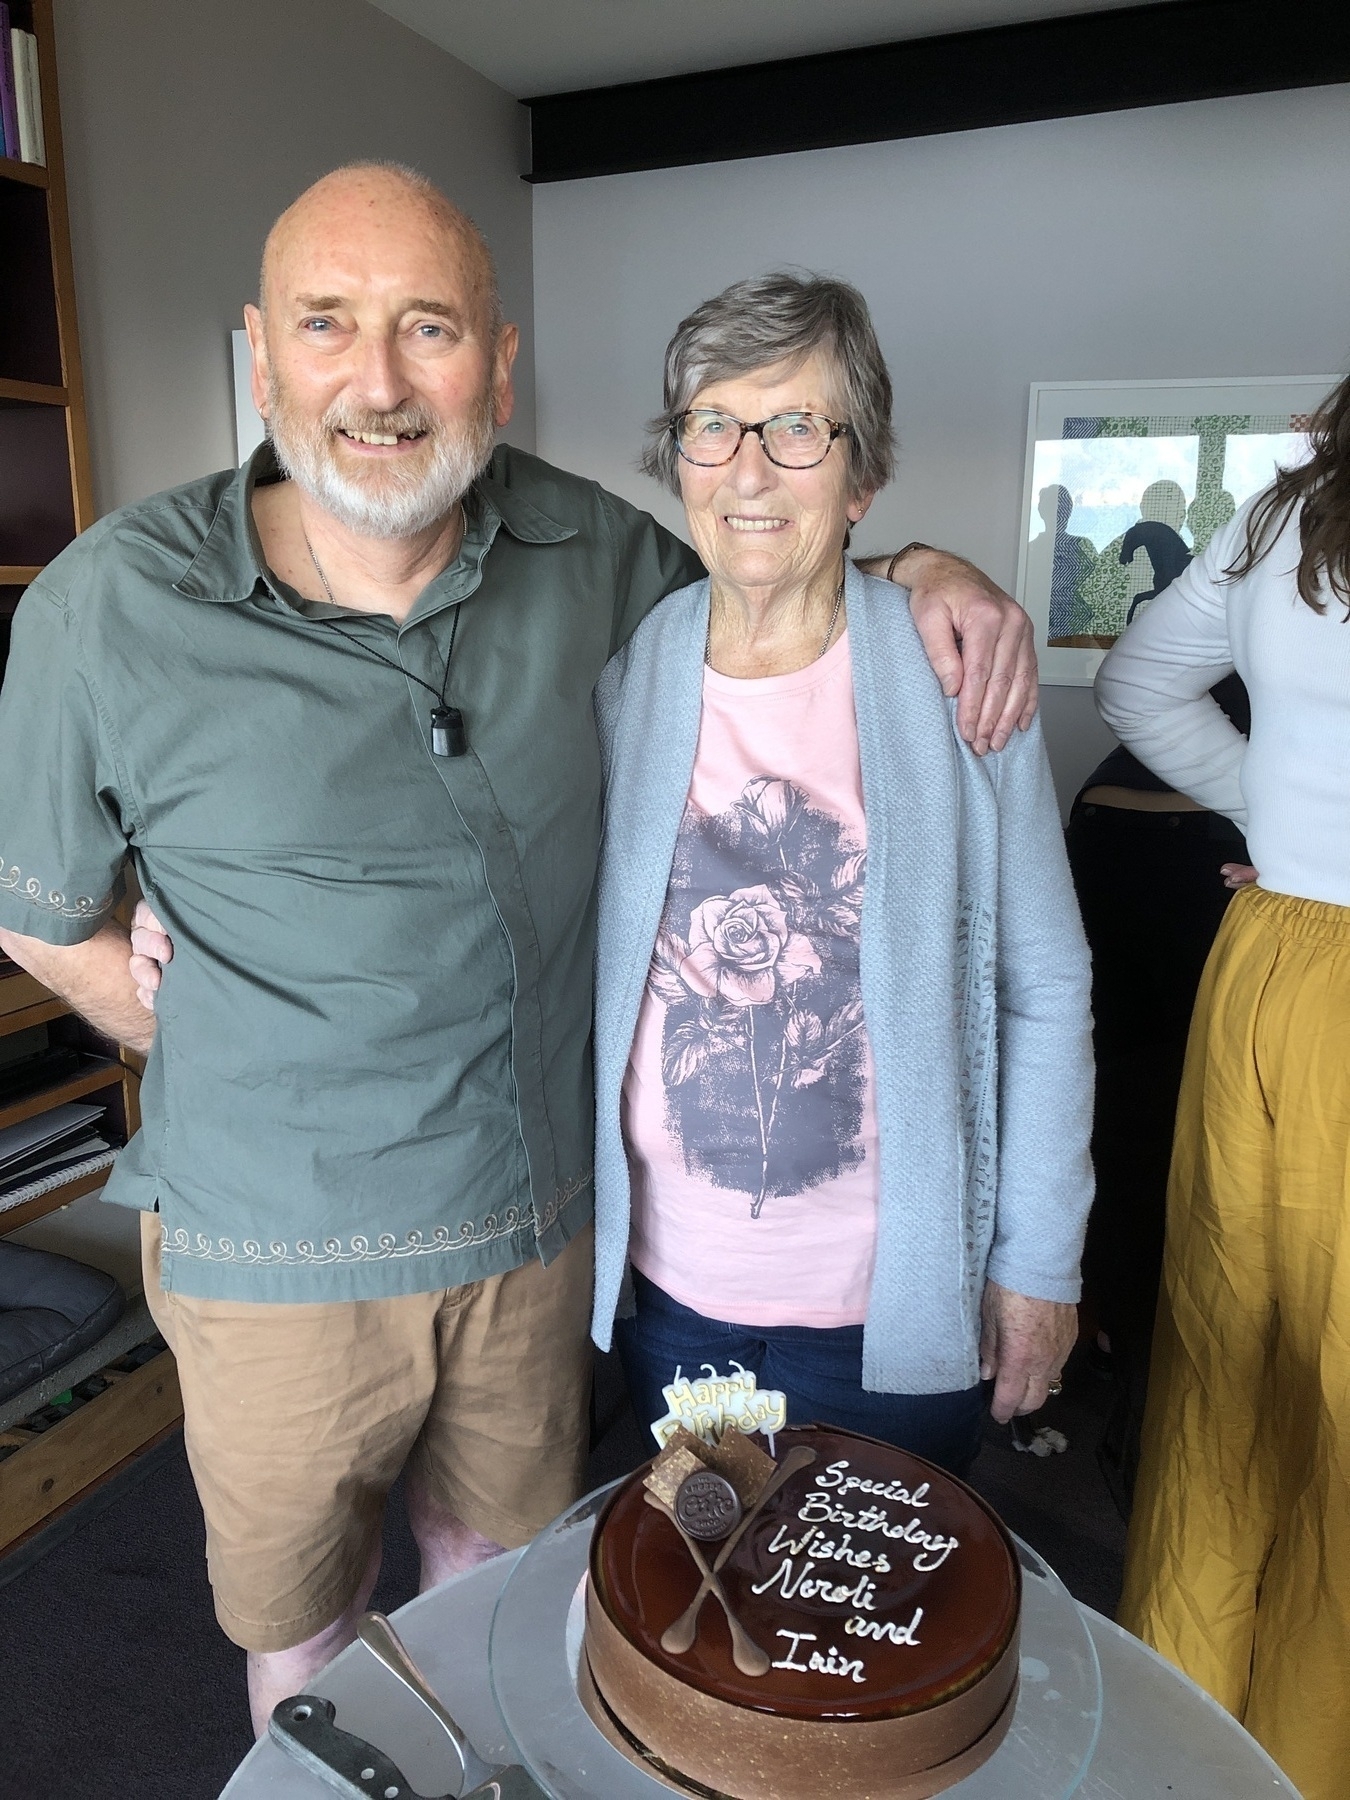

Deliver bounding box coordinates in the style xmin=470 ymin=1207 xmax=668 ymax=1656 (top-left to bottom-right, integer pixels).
xmin=172 ymin=441 xmax=576 ymax=608
xmin=172 ymin=441 xmax=276 ymax=604
xmin=474 ymin=456 xmax=577 ymax=549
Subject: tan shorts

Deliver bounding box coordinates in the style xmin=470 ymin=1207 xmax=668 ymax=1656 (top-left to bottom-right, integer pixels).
xmin=141 ymin=1213 xmax=593 ymax=1652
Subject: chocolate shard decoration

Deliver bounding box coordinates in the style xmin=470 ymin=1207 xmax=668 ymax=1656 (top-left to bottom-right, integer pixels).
xmin=698 ymin=1422 xmax=775 ymax=1509
xmin=662 ymin=1424 xmax=715 ymax=1463
xmin=642 ymin=1444 xmax=707 ymax=1510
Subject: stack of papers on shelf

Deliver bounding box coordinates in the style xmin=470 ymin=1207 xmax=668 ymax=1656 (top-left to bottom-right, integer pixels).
xmin=0 ymin=1103 xmax=111 ymax=1197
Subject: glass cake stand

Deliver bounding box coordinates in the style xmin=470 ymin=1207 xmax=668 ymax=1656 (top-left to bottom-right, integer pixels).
xmin=488 ymin=1480 xmax=1103 ymax=1800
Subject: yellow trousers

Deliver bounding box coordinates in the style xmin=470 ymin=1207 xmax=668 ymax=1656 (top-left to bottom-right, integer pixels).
xmin=1119 ymin=885 xmax=1350 ymax=1800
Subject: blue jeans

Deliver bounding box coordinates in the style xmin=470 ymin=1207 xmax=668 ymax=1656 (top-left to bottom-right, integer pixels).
xmin=615 ymin=1272 xmax=986 ymax=1478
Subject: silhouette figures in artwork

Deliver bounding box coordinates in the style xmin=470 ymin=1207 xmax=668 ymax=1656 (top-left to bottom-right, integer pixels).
xmin=1121 ymin=482 xmax=1191 ymax=622
xmin=1120 ymin=482 xmax=1237 ymax=623
xmin=1077 ymin=477 xmax=1190 ymax=636
xmin=1034 ymin=485 xmax=1099 ymax=643
xmin=1040 ymin=413 xmax=1246 ymax=643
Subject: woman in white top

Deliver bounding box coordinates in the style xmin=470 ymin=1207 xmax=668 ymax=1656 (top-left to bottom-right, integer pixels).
xmin=1095 ymin=372 xmax=1350 ymax=1800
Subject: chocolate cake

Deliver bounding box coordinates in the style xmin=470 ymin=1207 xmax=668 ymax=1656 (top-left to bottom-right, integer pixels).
xmin=581 ymin=1423 xmax=1020 ymax=1799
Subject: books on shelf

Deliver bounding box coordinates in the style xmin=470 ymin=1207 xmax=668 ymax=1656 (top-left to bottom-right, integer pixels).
xmin=0 ymin=13 xmax=44 ymax=167
xmin=0 ymin=1100 xmax=110 ymax=1195
xmin=0 ymin=1146 xmax=118 ymax=1214
xmin=0 ymin=10 xmax=18 ymax=163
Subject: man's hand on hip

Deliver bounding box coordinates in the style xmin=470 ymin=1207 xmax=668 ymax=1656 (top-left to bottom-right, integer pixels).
xmin=0 ymin=918 xmax=156 ymax=1054
xmin=129 ymin=899 xmax=173 ymax=1013
xmin=862 ymin=547 xmax=1038 ymax=755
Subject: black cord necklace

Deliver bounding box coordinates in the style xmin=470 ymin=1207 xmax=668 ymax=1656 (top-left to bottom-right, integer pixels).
xmin=304 ymin=534 xmax=467 ymax=757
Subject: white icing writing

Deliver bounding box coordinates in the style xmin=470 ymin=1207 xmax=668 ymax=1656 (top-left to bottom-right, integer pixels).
xmin=844 ymin=1607 xmax=924 ymax=1645
xmin=750 ymin=1558 xmax=879 ymax=1611
xmin=772 ymin=1630 xmax=867 ymax=1685
xmin=746 ymin=1456 xmax=955 ymax=1689
xmin=814 ymin=1460 xmax=932 ymax=1508
xmin=763 ymin=1522 xmax=892 ymax=1575
xmin=796 ymin=1490 xmax=959 ymax=1572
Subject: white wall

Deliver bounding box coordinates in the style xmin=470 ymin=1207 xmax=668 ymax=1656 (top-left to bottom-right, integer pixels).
xmin=53 ymin=0 xmax=534 ymax=516
xmin=532 ymin=85 xmax=1350 ymax=810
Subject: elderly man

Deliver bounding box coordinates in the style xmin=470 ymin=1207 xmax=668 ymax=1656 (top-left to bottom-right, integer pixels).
xmin=0 ymin=163 xmax=1035 ymax=1732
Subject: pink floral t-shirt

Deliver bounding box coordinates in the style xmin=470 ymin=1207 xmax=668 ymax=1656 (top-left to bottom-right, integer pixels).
xmin=622 ymin=631 xmax=880 ymax=1328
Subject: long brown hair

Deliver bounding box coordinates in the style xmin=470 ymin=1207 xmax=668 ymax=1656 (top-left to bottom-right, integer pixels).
xmin=1226 ymin=371 xmax=1350 ymax=616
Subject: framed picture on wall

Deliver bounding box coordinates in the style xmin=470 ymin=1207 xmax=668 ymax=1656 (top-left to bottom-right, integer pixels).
xmin=1015 ymin=376 xmax=1337 ymax=685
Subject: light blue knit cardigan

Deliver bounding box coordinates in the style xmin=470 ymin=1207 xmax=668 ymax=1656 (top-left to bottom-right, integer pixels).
xmin=591 ymin=564 xmax=1094 ymax=1394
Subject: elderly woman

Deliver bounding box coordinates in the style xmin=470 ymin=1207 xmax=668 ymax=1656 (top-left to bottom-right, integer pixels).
xmin=591 ymin=273 xmax=1094 ymax=1474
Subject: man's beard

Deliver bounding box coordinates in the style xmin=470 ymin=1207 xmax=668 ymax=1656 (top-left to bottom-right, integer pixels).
xmin=266 ymin=374 xmax=496 ymax=539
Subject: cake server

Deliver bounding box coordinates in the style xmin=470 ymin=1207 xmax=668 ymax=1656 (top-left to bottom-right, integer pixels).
xmin=270 ymin=1607 xmax=547 ymax=1800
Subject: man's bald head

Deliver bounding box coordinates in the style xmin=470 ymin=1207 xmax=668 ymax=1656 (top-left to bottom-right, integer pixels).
xmin=260 ymin=162 xmax=501 ymax=337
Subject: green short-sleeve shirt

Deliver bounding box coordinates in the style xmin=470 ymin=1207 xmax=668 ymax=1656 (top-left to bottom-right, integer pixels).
xmin=0 ymin=444 xmax=701 ymax=1300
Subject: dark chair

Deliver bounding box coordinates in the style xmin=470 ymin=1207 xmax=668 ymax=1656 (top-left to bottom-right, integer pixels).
xmin=0 ymin=1241 xmax=124 ymax=1407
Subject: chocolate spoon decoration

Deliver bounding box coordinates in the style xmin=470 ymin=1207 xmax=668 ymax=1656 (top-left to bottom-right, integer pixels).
xmin=644 ymin=1488 xmax=770 ymax=1676
xmin=657 ymin=1442 xmax=817 ymax=1664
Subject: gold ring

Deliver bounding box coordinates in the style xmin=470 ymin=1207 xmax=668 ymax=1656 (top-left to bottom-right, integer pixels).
xmin=1046 ymin=1379 xmax=1063 ymax=1397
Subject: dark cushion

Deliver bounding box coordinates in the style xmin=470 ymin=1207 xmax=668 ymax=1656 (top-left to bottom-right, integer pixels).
xmin=0 ymin=1241 xmax=125 ymax=1406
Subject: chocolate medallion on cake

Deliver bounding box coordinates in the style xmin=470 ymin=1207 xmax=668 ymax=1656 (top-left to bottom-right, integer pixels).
xmin=673 ymin=1469 xmax=742 ymax=1541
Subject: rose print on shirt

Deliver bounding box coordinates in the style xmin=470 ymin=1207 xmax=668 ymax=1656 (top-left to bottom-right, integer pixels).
xmin=680 ymin=885 xmax=821 ymax=1006
xmin=647 ymin=776 xmax=869 ymax=1217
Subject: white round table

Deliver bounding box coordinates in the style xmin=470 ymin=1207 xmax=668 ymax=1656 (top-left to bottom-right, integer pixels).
xmin=220 ymin=1542 xmax=1300 ymax=1800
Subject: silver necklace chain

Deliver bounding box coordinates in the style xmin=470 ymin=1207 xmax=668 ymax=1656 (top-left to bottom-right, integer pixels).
xmin=705 ymin=571 xmax=845 ymax=668
xmin=302 ymin=530 xmax=461 ymax=715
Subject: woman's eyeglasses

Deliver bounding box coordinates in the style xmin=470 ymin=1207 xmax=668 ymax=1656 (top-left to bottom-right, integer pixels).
xmin=672 ymin=409 xmax=852 ymax=469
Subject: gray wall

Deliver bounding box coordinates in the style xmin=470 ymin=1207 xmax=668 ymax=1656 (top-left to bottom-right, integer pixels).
xmin=532 ymin=85 xmax=1350 ymax=810
xmin=53 ymin=0 xmax=534 ymax=516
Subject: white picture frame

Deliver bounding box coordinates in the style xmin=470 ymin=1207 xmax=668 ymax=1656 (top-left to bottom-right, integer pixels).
xmin=1015 ymin=376 xmax=1338 ymax=685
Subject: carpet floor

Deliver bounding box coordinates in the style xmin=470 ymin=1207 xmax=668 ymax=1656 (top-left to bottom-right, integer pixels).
xmin=0 ymin=1346 xmax=1123 ymax=1800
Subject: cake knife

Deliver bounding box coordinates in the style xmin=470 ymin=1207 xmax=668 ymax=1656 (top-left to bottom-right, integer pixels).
xmin=270 ymin=1608 xmax=547 ymax=1800
xmin=269 ymin=1692 xmax=545 ymax=1799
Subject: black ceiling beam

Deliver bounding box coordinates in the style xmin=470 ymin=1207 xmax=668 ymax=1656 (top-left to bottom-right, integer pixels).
xmin=524 ymin=0 xmax=1350 ymax=183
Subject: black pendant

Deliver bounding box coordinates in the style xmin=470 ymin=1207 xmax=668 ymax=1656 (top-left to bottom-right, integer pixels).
xmin=430 ymin=706 xmax=467 ymax=758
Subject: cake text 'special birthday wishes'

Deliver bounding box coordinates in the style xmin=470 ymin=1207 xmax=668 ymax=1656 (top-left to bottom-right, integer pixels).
xmin=749 ymin=1459 xmax=962 ymax=1685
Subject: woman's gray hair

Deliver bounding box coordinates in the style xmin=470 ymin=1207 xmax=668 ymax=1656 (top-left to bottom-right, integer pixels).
xmin=641 ymin=271 xmax=896 ymax=499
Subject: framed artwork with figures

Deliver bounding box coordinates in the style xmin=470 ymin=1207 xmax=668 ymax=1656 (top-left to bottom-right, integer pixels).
xmin=1015 ymin=376 xmax=1338 ymax=686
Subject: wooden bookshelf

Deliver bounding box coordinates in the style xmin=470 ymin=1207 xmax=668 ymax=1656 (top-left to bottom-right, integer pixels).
xmin=0 ymin=1347 xmax=182 ymax=1551
xmin=0 ymin=376 xmax=66 ymax=403
xmin=0 ymin=150 xmax=46 ymax=188
xmin=0 ymin=0 xmax=93 ymax=579
xmin=0 ymin=964 xmax=163 ymax=1548
xmin=0 ymin=973 xmax=140 ymax=1235
xmin=0 ymin=4 xmax=177 ymax=1552
xmin=0 ymin=0 xmax=126 ymax=1238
